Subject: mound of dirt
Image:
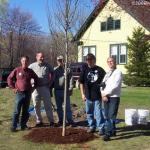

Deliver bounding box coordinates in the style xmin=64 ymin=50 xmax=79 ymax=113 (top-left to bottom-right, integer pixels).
xmin=23 ymin=127 xmax=97 ymax=144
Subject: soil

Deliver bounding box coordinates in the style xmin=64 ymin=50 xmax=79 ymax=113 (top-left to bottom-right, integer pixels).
xmin=23 ymin=127 xmax=97 ymax=144
xmin=25 ymin=103 xmax=96 ymax=144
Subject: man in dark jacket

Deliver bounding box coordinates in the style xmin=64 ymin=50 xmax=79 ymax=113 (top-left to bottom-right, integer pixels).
xmin=54 ymin=55 xmax=74 ymax=126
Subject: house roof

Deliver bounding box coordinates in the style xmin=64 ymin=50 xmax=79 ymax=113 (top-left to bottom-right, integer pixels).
xmin=144 ymin=34 xmax=150 ymax=41
xmin=115 ymin=0 xmax=150 ymax=31
xmin=74 ymin=0 xmax=150 ymax=41
xmin=73 ymin=0 xmax=108 ymax=41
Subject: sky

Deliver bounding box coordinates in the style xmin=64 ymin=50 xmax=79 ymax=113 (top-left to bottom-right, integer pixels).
xmin=9 ymin=0 xmax=95 ymax=34
xmin=9 ymin=0 xmax=52 ymax=33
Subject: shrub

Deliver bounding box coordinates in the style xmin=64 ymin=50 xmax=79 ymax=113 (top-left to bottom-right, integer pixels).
xmin=124 ymin=75 xmax=150 ymax=87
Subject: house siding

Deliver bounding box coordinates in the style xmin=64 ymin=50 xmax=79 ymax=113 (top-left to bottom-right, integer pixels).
xmin=78 ymin=0 xmax=150 ymax=74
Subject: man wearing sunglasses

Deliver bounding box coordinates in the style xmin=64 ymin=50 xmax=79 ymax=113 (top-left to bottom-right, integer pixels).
xmin=79 ymin=53 xmax=105 ymax=135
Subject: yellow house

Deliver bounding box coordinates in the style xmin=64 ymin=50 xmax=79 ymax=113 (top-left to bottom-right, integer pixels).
xmin=74 ymin=0 xmax=150 ymax=74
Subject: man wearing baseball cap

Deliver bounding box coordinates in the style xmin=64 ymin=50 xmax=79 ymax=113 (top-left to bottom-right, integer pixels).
xmin=53 ymin=55 xmax=74 ymax=126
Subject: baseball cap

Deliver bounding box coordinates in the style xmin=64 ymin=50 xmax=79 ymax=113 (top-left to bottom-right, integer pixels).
xmin=57 ymin=55 xmax=64 ymax=60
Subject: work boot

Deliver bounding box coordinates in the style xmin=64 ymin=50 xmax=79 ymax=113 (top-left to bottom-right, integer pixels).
xmin=56 ymin=121 xmax=63 ymax=127
xmin=111 ymin=130 xmax=116 ymax=137
xmin=68 ymin=121 xmax=76 ymax=127
xmin=49 ymin=122 xmax=56 ymax=127
xmin=21 ymin=125 xmax=30 ymax=131
xmin=10 ymin=127 xmax=17 ymax=132
xmin=99 ymin=129 xmax=105 ymax=136
xmin=35 ymin=122 xmax=43 ymax=127
xmin=103 ymin=134 xmax=110 ymax=141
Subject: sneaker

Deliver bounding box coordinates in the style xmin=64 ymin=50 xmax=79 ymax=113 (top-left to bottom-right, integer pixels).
xmin=87 ymin=128 xmax=95 ymax=133
xmin=10 ymin=127 xmax=17 ymax=132
xmin=35 ymin=122 xmax=43 ymax=127
xmin=103 ymin=134 xmax=110 ymax=141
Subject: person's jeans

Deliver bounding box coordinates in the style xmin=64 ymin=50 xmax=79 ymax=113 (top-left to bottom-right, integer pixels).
xmin=12 ymin=91 xmax=31 ymax=129
xmin=103 ymin=97 xmax=120 ymax=135
xmin=54 ymin=90 xmax=73 ymax=123
xmin=86 ymin=99 xmax=104 ymax=131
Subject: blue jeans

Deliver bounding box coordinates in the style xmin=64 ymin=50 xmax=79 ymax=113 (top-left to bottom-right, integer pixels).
xmin=103 ymin=97 xmax=120 ymax=135
xmin=54 ymin=90 xmax=73 ymax=123
xmin=12 ymin=91 xmax=31 ymax=129
xmin=86 ymin=99 xmax=104 ymax=131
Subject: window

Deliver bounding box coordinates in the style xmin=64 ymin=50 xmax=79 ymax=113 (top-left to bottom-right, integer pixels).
xmin=100 ymin=17 xmax=121 ymax=32
xmin=119 ymin=45 xmax=127 ymax=64
xmin=107 ymin=17 xmax=114 ymax=31
xmin=110 ymin=44 xmax=127 ymax=64
xmin=83 ymin=47 xmax=88 ymax=62
xmin=82 ymin=46 xmax=96 ymax=62
xmin=114 ymin=20 xmax=121 ymax=29
xmin=110 ymin=45 xmax=118 ymax=63
xmin=101 ymin=22 xmax=106 ymax=31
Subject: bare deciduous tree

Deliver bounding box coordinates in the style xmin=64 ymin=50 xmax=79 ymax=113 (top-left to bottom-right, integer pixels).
xmin=0 ymin=6 xmax=41 ymax=67
xmin=45 ymin=0 xmax=93 ymax=65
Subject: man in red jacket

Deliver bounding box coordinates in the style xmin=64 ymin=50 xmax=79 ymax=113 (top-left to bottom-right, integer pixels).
xmin=7 ymin=56 xmax=38 ymax=132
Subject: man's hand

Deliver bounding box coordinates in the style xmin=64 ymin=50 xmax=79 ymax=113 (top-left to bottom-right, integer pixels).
xmin=68 ymin=89 xmax=73 ymax=96
xmin=102 ymin=96 xmax=108 ymax=102
xmin=13 ymin=88 xmax=18 ymax=94
xmin=81 ymin=94 xmax=86 ymax=102
xmin=101 ymin=93 xmax=108 ymax=102
xmin=80 ymin=84 xmax=86 ymax=102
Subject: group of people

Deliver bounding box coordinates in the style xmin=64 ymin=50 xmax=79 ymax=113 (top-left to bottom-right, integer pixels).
xmin=7 ymin=52 xmax=74 ymax=130
xmin=79 ymin=53 xmax=122 ymax=141
xmin=7 ymin=52 xmax=122 ymax=142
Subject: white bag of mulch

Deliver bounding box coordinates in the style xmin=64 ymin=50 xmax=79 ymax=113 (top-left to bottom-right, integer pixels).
xmin=138 ymin=109 xmax=149 ymax=125
xmin=125 ymin=109 xmax=138 ymax=125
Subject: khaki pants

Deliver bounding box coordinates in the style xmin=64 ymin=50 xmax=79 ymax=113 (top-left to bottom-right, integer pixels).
xmin=32 ymin=86 xmax=54 ymax=123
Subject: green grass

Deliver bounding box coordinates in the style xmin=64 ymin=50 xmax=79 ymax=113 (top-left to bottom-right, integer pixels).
xmin=0 ymin=87 xmax=150 ymax=150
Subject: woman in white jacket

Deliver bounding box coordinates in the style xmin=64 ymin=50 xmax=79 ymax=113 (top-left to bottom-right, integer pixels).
xmin=101 ymin=57 xmax=123 ymax=141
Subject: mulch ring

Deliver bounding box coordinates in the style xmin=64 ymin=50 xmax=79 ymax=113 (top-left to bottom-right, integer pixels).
xmin=23 ymin=127 xmax=97 ymax=144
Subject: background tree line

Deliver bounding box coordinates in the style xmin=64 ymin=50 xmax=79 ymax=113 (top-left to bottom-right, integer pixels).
xmin=0 ymin=1 xmax=42 ymax=67
xmin=0 ymin=0 xmax=95 ymax=68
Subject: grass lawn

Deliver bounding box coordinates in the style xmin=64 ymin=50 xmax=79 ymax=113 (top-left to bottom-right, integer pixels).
xmin=0 ymin=87 xmax=150 ymax=150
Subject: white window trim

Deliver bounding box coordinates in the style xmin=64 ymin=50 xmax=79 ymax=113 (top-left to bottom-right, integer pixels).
xmin=82 ymin=46 xmax=96 ymax=62
xmin=110 ymin=44 xmax=127 ymax=65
